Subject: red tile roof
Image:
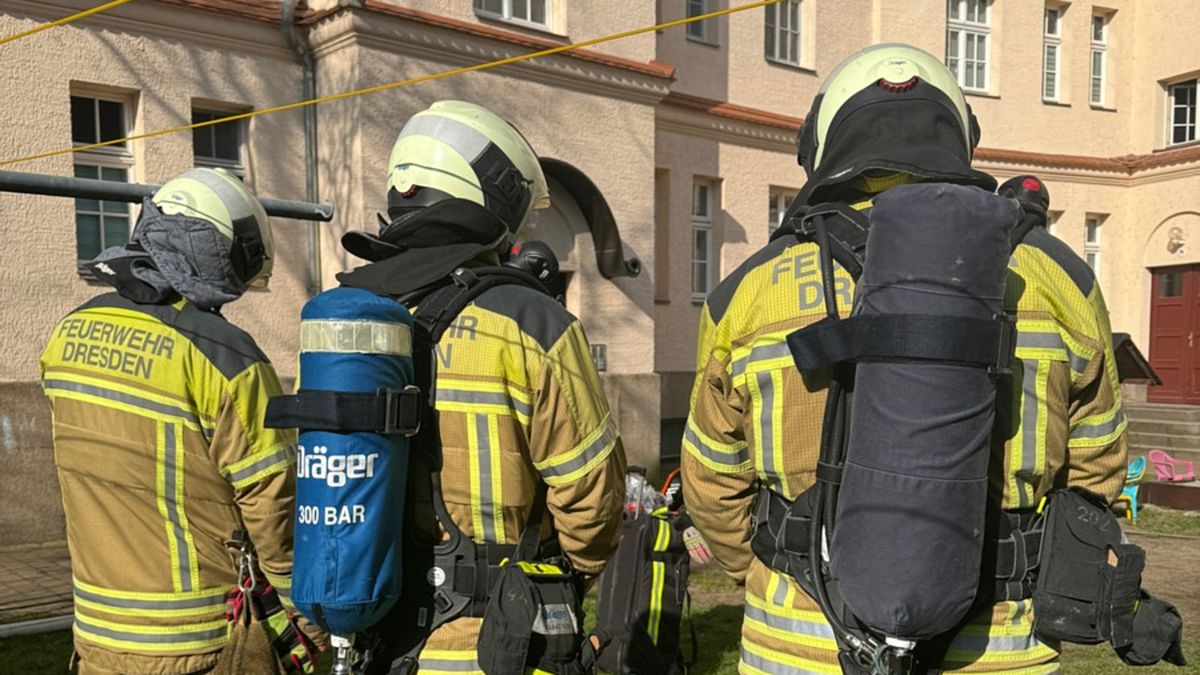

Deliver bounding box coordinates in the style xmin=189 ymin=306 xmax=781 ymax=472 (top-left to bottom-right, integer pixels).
xmin=156 ymin=0 xmax=289 ymax=23
xmin=661 ymin=92 xmax=803 ymax=130
xmin=661 ymin=92 xmax=1200 ymax=175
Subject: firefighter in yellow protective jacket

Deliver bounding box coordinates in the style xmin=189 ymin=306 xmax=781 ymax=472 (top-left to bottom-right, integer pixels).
xmin=40 ymin=168 xmax=321 ymax=674
xmin=332 ymin=101 xmax=627 ymax=675
xmin=682 ymin=45 xmax=1126 ymax=674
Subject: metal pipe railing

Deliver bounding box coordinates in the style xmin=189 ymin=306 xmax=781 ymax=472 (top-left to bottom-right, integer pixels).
xmin=0 ymin=169 xmax=334 ymax=222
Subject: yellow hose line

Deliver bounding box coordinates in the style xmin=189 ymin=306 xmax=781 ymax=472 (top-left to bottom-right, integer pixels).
xmin=0 ymin=0 xmax=136 ymax=48
xmin=0 ymin=0 xmax=783 ymax=168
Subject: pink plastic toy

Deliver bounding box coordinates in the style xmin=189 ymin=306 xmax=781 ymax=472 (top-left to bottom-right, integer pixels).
xmin=1147 ymin=449 xmax=1196 ymax=483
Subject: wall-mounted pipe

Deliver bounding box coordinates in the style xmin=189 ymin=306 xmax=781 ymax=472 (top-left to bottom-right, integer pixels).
xmin=282 ymin=0 xmax=323 ymax=295
xmin=0 ymin=169 xmax=333 ymax=221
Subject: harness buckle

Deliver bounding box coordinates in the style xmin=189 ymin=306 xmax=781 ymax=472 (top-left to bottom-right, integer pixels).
xmin=450 ymin=267 xmax=481 ymax=290
xmin=380 ymin=385 xmax=422 ymax=436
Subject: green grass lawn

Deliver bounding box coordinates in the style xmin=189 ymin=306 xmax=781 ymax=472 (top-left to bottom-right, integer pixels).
xmin=8 ymin=505 xmax=1200 ymax=675
xmin=1131 ymin=505 xmax=1200 ymax=537
xmin=0 ymin=629 xmax=74 ymax=673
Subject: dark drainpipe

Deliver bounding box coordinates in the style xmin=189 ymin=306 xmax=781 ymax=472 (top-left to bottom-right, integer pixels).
xmin=282 ymin=0 xmax=322 ymax=296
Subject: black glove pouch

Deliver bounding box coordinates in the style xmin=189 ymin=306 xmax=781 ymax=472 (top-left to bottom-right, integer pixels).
xmin=1116 ymin=592 xmax=1187 ymax=667
xmin=1033 ymin=488 xmax=1186 ymax=667
xmin=477 ymin=560 xmax=589 ymax=675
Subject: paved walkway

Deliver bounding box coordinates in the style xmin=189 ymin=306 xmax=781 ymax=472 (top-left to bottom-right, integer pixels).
xmin=0 ymin=541 xmax=71 ymax=623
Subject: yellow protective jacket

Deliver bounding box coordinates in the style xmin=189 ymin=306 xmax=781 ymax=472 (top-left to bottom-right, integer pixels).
xmin=414 ymin=284 xmax=627 ymax=675
xmin=682 ymin=222 xmax=1126 ymax=674
xmin=40 ymin=293 xmax=300 ymax=675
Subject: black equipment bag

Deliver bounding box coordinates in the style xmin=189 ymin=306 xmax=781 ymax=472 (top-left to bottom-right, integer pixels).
xmin=595 ymin=506 xmax=694 ymax=674
xmin=477 ymin=486 xmax=601 ymax=675
xmin=1033 ymin=488 xmax=1186 ymax=667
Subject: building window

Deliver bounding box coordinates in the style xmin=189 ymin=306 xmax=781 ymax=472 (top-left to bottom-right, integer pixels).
xmin=1043 ymin=7 xmax=1061 ymax=101
xmin=1168 ymin=80 xmax=1197 ymax=146
xmin=1085 ymin=215 xmax=1103 ymax=272
xmin=192 ymin=109 xmax=246 ymax=176
xmin=687 ymin=0 xmax=715 ymax=44
xmin=691 ymin=180 xmax=715 ymax=301
xmin=768 ymin=187 xmax=797 ymax=235
xmin=474 ymin=0 xmax=548 ymax=28
xmin=765 ymin=0 xmax=801 ymax=66
xmin=1161 ymin=271 xmax=1184 ymax=298
xmin=946 ymin=0 xmax=990 ymax=92
xmin=71 ymin=93 xmax=133 ymax=262
xmin=1090 ymin=14 xmax=1107 ymax=106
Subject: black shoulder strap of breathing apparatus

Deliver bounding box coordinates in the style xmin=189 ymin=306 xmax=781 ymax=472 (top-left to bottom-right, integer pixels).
xmin=378 ymin=265 xmax=557 ymax=675
xmin=772 ymin=204 xmax=1019 ymax=675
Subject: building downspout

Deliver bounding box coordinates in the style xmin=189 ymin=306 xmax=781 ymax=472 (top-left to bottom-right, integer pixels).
xmin=282 ymin=0 xmax=322 ymax=296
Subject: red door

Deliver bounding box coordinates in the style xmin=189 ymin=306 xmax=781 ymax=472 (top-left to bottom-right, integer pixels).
xmin=1149 ymin=265 xmax=1200 ymax=403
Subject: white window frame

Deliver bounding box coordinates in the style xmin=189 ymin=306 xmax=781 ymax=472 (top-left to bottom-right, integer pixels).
xmin=473 ymin=0 xmax=550 ymax=30
xmin=71 ymin=89 xmax=135 ymax=268
xmin=768 ymin=187 xmax=797 ymax=235
xmin=764 ymin=0 xmax=801 ymax=67
xmin=1090 ymin=14 xmax=1108 ymax=107
xmin=1085 ymin=215 xmax=1103 ymax=273
xmin=946 ymin=0 xmax=991 ymax=93
xmin=691 ymin=180 xmax=716 ymax=302
xmin=686 ymin=0 xmax=716 ymax=45
xmin=192 ymin=108 xmax=247 ymax=177
xmin=1167 ymin=79 xmax=1198 ymax=147
xmin=1043 ymin=7 xmax=1062 ymax=102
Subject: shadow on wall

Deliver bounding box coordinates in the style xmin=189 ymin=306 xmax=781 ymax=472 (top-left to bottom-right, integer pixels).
xmin=88 ymin=28 xmax=310 ymax=357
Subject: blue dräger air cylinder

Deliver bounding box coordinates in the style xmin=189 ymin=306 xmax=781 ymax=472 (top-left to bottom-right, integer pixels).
xmin=293 ymin=287 xmax=413 ymax=636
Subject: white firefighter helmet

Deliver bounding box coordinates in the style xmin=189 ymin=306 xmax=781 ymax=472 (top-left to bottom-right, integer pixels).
xmin=385 ymin=100 xmax=550 ymax=240
xmin=151 ymin=167 xmax=274 ymax=286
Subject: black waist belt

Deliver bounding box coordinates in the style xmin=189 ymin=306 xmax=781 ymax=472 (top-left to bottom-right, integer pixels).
xmin=750 ymin=487 xmax=1042 ymax=603
xmin=448 ymin=540 xmax=565 ymax=618
xmin=988 ymin=510 xmax=1044 ymax=602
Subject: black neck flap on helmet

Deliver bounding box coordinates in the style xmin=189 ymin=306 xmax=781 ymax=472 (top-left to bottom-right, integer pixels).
xmin=387 ymin=145 xmax=532 ymax=237
xmin=340 ymin=198 xmax=511 ymax=299
xmin=796 ymin=79 xmax=996 ymax=206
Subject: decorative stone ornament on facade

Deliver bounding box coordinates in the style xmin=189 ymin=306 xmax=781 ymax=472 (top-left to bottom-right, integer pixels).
xmin=1168 ymin=227 xmax=1185 ymax=256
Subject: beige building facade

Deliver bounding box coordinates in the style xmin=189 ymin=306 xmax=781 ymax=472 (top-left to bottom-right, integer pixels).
xmin=0 ymin=0 xmax=1197 ymax=544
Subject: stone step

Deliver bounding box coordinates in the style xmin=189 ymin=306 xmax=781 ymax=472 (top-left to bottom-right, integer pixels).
xmin=1127 ymin=432 xmax=1200 ymax=452
xmin=1125 ymin=402 xmax=1200 ymax=423
xmin=1127 ymin=418 xmax=1200 ymax=436
xmin=1128 ymin=445 xmax=1200 ymax=468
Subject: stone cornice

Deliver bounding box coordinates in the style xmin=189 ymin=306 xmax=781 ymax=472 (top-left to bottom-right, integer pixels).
xmin=348 ymin=1 xmax=674 ymax=80
xmin=655 ymin=94 xmax=797 ymax=153
xmin=3 ymin=0 xmax=295 ymax=58
xmin=308 ymin=8 xmax=671 ymax=107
